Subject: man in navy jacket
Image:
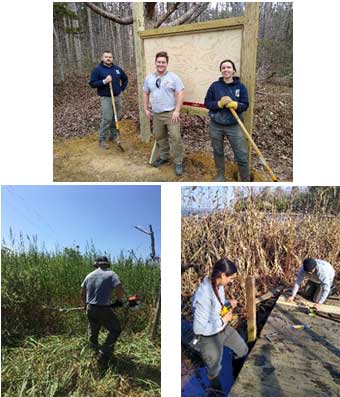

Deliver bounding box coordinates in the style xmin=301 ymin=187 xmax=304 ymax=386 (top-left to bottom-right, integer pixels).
xmin=89 ymin=51 xmax=128 ymax=149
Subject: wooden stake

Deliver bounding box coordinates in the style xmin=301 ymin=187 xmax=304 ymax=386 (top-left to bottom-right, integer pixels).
xmin=151 ymin=291 xmax=161 ymax=340
xmin=246 ymin=276 xmax=256 ymax=342
xmin=149 ymin=141 xmax=159 ymax=165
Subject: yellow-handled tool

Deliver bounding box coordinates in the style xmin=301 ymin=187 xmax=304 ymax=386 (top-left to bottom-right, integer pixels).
xmin=220 ymin=301 xmax=238 ymax=326
xmin=229 ymin=108 xmax=278 ymax=182
xmin=109 ymin=81 xmax=124 ymax=152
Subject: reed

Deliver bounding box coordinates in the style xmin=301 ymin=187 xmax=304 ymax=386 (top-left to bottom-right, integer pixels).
xmin=181 ymin=187 xmax=340 ymax=317
xmin=1 ymin=239 xmax=160 ymax=344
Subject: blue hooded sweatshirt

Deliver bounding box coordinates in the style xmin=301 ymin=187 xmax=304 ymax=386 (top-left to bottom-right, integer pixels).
xmin=204 ymin=77 xmax=249 ymax=126
xmin=89 ymin=62 xmax=128 ymax=97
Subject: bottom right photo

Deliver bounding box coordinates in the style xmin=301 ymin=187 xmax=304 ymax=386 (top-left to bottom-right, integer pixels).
xmin=181 ymin=186 xmax=340 ymax=397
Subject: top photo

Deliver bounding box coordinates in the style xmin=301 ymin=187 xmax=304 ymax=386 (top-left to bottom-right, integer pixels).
xmin=53 ymin=2 xmax=293 ymax=183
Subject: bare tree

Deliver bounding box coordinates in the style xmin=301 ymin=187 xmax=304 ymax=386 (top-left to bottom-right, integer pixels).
xmin=87 ymin=6 xmax=95 ymax=63
xmin=69 ymin=2 xmax=83 ymax=72
xmin=85 ymin=2 xmax=209 ymax=28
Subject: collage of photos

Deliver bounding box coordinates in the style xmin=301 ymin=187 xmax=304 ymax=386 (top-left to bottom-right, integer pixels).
xmin=1 ymin=2 xmax=339 ymax=397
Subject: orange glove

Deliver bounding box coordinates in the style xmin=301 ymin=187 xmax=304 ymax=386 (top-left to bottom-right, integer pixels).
xmin=226 ymin=101 xmax=238 ymax=110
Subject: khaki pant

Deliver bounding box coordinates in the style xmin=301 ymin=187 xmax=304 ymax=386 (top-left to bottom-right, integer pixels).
xmin=153 ymin=111 xmax=184 ymax=165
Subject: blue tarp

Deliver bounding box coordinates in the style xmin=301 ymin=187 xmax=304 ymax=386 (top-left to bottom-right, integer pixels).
xmin=182 ymin=320 xmax=234 ymax=397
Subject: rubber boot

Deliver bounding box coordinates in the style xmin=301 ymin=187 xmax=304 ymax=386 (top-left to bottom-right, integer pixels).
xmin=212 ymin=155 xmax=225 ymax=182
xmin=232 ymin=356 xmax=245 ymax=380
xmin=207 ymin=376 xmax=223 ymax=397
xmin=238 ymin=165 xmax=251 ymax=182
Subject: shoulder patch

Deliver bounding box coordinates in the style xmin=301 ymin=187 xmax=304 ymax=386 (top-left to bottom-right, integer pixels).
xmin=115 ymin=70 xmax=120 ymax=75
xmin=235 ymin=89 xmax=240 ymax=97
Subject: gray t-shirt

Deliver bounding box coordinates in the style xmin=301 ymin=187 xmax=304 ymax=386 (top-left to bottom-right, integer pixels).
xmin=81 ymin=268 xmax=121 ymax=305
xmin=143 ymin=71 xmax=184 ymax=113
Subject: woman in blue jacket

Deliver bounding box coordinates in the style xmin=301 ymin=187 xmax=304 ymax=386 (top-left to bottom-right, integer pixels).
xmin=192 ymin=258 xmax=248 ymax=391
xmin=204 ymin=60 xmax=250 ymax=181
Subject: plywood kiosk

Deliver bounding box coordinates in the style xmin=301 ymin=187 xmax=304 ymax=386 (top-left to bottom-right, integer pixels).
xmin=132 ymin=2 xmax=259 ymax=167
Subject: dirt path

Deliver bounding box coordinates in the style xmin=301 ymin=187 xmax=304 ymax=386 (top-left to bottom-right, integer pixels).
xmin=54 ymin=120 xmax=270 ymax=182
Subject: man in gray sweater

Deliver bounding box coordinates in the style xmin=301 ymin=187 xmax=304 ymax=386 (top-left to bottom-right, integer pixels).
xmin=288 ymin=258 xmax=335 ymax=310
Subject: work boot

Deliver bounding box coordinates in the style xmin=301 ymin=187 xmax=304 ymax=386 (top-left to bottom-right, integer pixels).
xmin=175 ymin=163 xmax=183 ymax=176
xmin=238 ymin=165 xmax=251 ymax=182
xmin=108 ymin=133 xmax=118 ymax=142
xmin=213 ymin=170 xmax=225 ymax=182
xmin=97 ymin=351 xmax=110 ymax=376
xmin=213 ymin=155 xmax=225 ymax=182
xmin=99 ymin=141 xmax=110 ymax=150
xmin=153 ymin=159 xmax=169 ymax=168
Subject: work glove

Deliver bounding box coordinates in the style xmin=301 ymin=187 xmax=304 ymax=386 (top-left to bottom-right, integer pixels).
xmin=226 ymin=101 xmax=238 ymax=110
xmin=111 ymin=300 xmax=124 ymax=308
xmin=217 ymin=96 xmax=232 ymax=108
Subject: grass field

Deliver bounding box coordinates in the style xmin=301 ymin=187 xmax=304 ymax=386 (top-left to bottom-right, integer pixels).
xmin=1 ymin=245 xmax=161 ymax=397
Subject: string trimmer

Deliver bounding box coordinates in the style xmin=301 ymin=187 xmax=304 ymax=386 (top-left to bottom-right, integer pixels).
xmin=43 ymin=295 xmax=141 ymax=312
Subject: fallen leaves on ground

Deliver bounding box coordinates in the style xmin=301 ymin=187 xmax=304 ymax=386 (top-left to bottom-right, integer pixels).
xmin=54 ymin=72 xmax=292 ymax=180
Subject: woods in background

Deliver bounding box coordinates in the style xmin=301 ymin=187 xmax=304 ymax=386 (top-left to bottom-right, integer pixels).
xmin=53 ymin=2 xmax=293 ymax=83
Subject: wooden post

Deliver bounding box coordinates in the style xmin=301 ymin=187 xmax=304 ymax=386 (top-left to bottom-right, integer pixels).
xmin=246 ymin=276 xmax=256 ymax=342
xmin=132 ymin=3 xmax=151 ymax=143
xmin=241 ymin=3 xmax=260 ymax=171
xmin=151 ymin=291 xmax=161 ymax=340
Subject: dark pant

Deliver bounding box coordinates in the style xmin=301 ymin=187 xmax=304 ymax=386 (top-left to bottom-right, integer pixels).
xmin=300 ymin=280 xmax=323 ymax=302
xmin=87 ymin=305 xmax=121 ymax=360
xmin=210 ymin=120 xmax=250 ymax=181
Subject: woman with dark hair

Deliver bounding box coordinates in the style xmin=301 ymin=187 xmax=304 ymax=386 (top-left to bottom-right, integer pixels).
xmin=192 ymin=258 xmax=248 ymax=391
xmin=204 ymin=59 xmax=250 ymax=182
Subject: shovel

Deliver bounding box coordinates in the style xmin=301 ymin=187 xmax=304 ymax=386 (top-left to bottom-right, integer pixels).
xmin=109 ymin=81 xmax=124 ymax=152
xmin=229 ymin=108 xmax=278 ymax=182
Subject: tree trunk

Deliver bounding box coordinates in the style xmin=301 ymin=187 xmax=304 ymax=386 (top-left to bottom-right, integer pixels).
xmin=69 ymin=2 xmax=82 ymax=73
xmin=63 ymin=17 xmax=71 ymax=67
xmin=87 ymin=6 xmax=95 ymax=63
xmin=53 ymin=22 xmax=64 ymax=82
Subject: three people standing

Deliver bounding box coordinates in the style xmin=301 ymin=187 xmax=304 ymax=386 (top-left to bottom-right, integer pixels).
xmin=90 ymin=52 xmax=251 ymax=181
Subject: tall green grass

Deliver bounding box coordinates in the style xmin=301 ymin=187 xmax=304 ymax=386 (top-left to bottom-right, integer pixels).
xmin=1 ymin=241 xmax=160 ymax=345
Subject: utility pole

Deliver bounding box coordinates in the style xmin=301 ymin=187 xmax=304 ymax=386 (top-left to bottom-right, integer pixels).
xmin=134 ymin=224 xmax=160 ymax=340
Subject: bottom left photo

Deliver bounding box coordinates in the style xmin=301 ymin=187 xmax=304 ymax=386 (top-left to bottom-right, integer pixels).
xmin=1 ymin=185 xmax=161 ymax=397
